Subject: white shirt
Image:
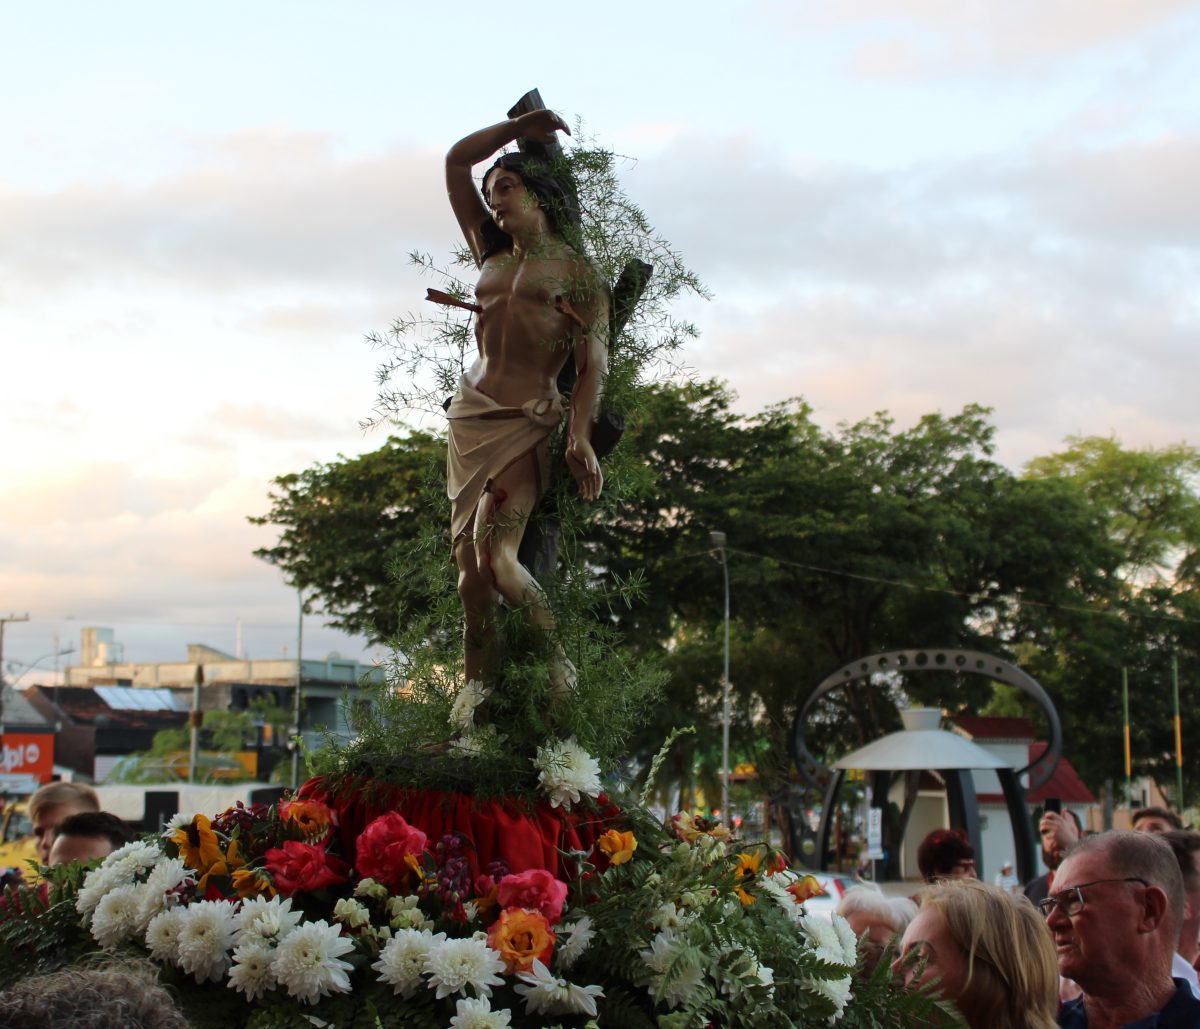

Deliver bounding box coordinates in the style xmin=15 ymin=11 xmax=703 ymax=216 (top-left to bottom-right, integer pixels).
xmin=1172 ymin=951 xmax=1200 ymax=999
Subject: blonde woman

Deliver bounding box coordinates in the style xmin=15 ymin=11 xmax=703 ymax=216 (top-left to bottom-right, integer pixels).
xmin=892 ymin=878 xmax=1058 ymax=1029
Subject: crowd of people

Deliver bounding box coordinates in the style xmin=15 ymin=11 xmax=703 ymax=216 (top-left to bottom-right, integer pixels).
xmin=833 ymin=805 xmax=1200 ymax=1028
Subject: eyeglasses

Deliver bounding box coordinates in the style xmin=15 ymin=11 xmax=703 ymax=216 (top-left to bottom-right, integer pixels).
xmin=1037 ymin=877 xmax=1148 ymax=918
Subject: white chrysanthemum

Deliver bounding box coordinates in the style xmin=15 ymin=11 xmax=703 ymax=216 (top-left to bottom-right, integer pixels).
xmin=387 ymin=894 xmax=433 ymax=930
xmin=136 ymin=857 xmax=191 ymax=932
xmin=830 ymin=913 xmax=859 ymax=965
xmin=271 ymin=919 xmax=355 ymax=1005
xmin=555 ymin=915 xmax=594 ymax=970
xmin=162 ymin=812 xmax=192 ymax=837
xmin=515 ymin=959 xmax=604 ymax=1017
xmin=227 ymin=941 xmax=278 ymax=1001
xmin=809 ymin=970 xmax=853 ymax=1014
xmin=76 ymin=864 xmax=123 ymax=919
xmin=800 ymin=914 xmax=853 ymax=1016
xmin=90 ymin=884 xmax=143 ymax=948
xmin=803 ymin=913 xmax=856 ymax=967
xmin=532 ymin=736 xmax=601 ymax=809
xmin=423 ymin=936 xmax=505 ymax=999
xmin=235 ymin=894 xmax=303 ymax=947
xmin=450 ymin=724 xmax=498 ymax=758
xmin=639 ymin=929 xmax=704 ymax=1010
xmin=373 ymin=928 xmax=445 ymax=998
xmin=176 ymin=899 xmax=238 ymax=983
xmin=448 ymin=996 xmax=513 ymax=1029
xmin=450 ymin=679 xmax=490 ymax=731
xmin=333 ymin=897 xmax=371 ymax=929
xmin=145 ymin=907 xmax=188 ymax=965
xmin=104 ymin=841 xmax=162 ymax=885
xmin=650 ymin=901 xmax=695 ymax=933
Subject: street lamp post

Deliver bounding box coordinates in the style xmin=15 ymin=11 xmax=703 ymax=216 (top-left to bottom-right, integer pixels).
xmin=292 ymin=590 xmax=305 ymax=790
xmin=711 ymin=531 xmax=731 ymax=826
xmin=8 ymin=646 xmax=75 ymax=687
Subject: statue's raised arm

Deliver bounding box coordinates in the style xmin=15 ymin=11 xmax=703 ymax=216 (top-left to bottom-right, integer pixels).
xmin=445 ymin=110 xmax=571 ymax=268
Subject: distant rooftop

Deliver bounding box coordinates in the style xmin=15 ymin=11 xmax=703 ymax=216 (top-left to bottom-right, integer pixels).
xmin=1025 ymin=741 xmax=1097 ymax=804
xmin=953 ymin=716 xmax=1037 ymax=741
xmin=94 ymin=686 xmax=187 ymax=712
xmin=0 ymin=683 xmax=53 ymax=729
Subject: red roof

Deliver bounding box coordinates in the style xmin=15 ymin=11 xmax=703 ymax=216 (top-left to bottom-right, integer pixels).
xmin=1024 ymin=742 xmax=1096 ymax=804
xmin=953 ymin=716 xmax=1037 ymax=741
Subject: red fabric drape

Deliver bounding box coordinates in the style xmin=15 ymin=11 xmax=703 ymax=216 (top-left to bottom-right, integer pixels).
xmin=298 ymin=778 xmax=618 ymax=881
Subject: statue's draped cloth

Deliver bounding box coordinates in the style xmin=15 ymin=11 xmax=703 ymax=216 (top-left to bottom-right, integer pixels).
xmin=446 ymin=377 xmax=563 ymax=544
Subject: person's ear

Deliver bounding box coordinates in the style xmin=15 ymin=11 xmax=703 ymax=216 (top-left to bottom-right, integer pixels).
xmin=1140 ymin=884 xmax=1170 ymax=933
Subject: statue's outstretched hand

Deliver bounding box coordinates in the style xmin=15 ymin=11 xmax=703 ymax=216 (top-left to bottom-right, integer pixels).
xmin=516 ymin=110 xmax=570 ymax=145
xmin=566 ymin=436 xmax=602 ymax=502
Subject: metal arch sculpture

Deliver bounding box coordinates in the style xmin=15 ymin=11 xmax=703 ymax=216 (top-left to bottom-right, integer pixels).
xmin=792 ymin=648 xmax=1062 ymax=792
xmin=789 ymin=648 xmax=1063 ymax=883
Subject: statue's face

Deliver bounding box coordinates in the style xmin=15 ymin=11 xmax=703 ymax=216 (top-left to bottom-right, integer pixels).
xmin=484 ymin=168 xmax=544 ymax=235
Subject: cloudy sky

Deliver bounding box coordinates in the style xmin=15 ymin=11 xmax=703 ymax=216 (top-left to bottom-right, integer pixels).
xmin=3 ymin=1 xmax=1197 ymax=678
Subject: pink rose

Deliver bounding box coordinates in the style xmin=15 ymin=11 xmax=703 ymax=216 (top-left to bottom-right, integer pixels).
xmin=264 ymin=840 xmax=349 ymax=896
xmin=496 ymin=868 xmax=568 ymax=925
xmin=355 ymin=813 xmax=429 ymax=890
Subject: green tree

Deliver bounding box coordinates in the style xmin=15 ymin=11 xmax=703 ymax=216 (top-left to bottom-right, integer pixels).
xmin=249 ymin=432 xmax=448 ymax=641
xmin=1026 ymin=436 xmax=1200 ymax=584
xmin=1016 ymin=438 xmax=1200 ymax=794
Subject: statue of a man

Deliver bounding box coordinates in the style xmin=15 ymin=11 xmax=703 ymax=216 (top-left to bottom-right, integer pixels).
xmin=444 ymin=110 xmax=608 ymax=702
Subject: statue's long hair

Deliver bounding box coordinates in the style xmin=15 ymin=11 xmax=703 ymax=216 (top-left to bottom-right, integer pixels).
xmin=479 ymin=152 xmax=582 ymax=260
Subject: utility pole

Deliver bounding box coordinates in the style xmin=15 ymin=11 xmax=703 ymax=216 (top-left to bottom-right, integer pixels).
xmin=710 ymin=532 xmax=731 ymax=826
xmin=188 ymin=664 xmax=204 ymax=784
xmin=0 ymin=613 xmax=31 ymax=728
xmin=1173 ymin=656 xmax=1184 ymax=811
xmin=291 ymin=591 xmax=304 ymax=790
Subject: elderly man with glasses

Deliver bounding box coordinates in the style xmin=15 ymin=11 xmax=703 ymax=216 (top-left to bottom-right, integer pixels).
xmin=1043 ymin=830 xmax=1200 ymax=1028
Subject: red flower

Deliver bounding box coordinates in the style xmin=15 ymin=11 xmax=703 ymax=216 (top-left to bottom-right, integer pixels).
xmin=496 ymin=868 xmax=568 ymax=925
xmin=264 ymin=840 xmax=349 ymax=896
xmin=355 ymin=813 xmax=429 ymax=891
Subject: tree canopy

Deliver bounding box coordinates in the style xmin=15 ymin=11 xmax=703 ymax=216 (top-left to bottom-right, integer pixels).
xmin=251 ymin=380 xmax=1200 ymax=811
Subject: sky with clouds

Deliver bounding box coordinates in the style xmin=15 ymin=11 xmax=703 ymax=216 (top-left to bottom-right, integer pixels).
xmin=2 ymin=0 xmax=1197 ymax=678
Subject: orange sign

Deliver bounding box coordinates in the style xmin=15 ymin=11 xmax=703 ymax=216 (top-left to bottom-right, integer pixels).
xmin=0 ymin=733 xmax=54 ymax=784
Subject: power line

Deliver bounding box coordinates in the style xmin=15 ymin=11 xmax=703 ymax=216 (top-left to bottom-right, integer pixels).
xmin=707 ymin=546 xmax=1200 ymax=627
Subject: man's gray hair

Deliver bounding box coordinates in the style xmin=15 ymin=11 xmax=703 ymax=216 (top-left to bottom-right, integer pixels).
xmin=837 ymin=885 xmax=919 ymax=932
xmin=1066 ymin=829 xmax=1185 ymax=926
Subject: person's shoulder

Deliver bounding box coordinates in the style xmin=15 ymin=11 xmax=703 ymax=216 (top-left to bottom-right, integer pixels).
xmin=1159 ymin=978 xmax=1200 ymax=1027
xmin=1024 ymin=872 xmax=1050 ymax=903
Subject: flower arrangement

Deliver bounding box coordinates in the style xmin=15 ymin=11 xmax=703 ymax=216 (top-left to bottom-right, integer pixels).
xmin=0 ymin=788 xmax=953 ymax=1028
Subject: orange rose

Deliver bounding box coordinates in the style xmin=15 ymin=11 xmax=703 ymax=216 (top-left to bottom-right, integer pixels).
xmin=786 ymin=874 xmax=826 ymax=904
xmin=279 ymin=799 xmax=336 ymax=844
xmin=487 ymin=907 xmax=556 ymax=973
xmin=597 ymin=829 xmax=638 ymax=866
